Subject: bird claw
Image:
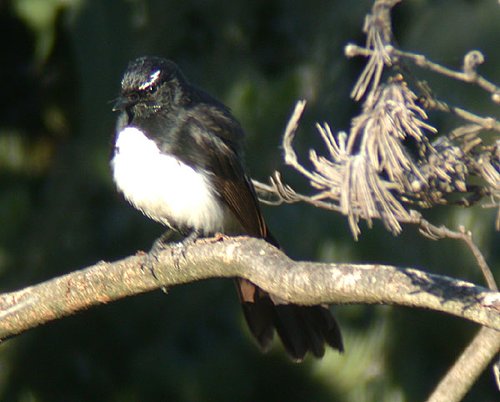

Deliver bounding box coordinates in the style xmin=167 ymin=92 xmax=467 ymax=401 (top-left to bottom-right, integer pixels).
xmin=143 ymin=229 xmax=199 ymax=277
xmin=170 ymin=229 xmax=199 ymax=269
xmin=143 ymin=245 xmax=163 ymax=280
xmin=142 ymin=230 xmax=174 ymax=279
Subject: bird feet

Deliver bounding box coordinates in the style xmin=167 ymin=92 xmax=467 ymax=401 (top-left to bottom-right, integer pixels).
xmin=143 ymin=229 xmax=200 ymax=281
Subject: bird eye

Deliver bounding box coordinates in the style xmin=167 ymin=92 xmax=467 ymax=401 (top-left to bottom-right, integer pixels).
xmin=128 ymin=92 xmax=140 ymax=103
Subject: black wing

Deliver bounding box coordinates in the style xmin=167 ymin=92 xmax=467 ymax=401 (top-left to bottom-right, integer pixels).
xmin=163 ymin=101 xmax=343 ymax=360
xmin=167 ymin=102 xmax=270 ymax=239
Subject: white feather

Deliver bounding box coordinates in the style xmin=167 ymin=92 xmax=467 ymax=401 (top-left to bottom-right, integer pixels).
xmin=138 ymin=70 xmax=161 ymax=90
xmin=111 ymin=126 xmax=225 ymax=233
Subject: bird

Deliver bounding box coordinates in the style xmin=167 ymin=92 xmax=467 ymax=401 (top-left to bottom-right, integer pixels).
xmin=111 ymin=56 xmax=343 ymax=360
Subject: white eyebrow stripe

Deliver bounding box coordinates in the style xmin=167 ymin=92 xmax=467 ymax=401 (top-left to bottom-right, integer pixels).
xmin=139 ymin=70 xmax=161 ymax=90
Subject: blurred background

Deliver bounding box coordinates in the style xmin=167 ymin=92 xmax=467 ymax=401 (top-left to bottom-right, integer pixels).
xmin=0 ymin=0 xmax=498 ymax=401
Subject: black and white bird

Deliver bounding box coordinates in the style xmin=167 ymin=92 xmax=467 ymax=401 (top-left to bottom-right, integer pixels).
xmin=111 ymin=56 xmax=343 ymax=360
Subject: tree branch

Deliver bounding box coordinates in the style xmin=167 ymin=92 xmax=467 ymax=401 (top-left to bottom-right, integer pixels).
xmin=0 ymin=237 xmax=499 ymax=341
xmin=426 ymin=327 xmax=500 ymax=402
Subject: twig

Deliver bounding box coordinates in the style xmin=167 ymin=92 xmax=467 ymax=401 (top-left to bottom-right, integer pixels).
xmin=392 ymin=48 xmax=500 ymax=101
xmin=423 ymin=97 xmax=500 ymax=133
xmin=345 ymin=44 xmax=500 ymax=104
xmin=282 ymin=100 xmax=317 ymax=180
xmin=418 ymin=220 xmax=498 ymax=291
xmin=345 ymin=44 xmax=500 ymax=132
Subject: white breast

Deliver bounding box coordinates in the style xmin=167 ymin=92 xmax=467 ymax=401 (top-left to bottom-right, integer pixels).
xmin=111 ymin=126 xmax=225 ymax=234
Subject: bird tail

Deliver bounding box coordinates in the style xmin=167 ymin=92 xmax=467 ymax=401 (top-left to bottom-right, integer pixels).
xmin=235 ymin=278 xmax=343 ymax=361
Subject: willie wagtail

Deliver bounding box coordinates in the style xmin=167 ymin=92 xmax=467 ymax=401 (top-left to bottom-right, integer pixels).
xmin=111 ymin=56 xmax=343 ymax=360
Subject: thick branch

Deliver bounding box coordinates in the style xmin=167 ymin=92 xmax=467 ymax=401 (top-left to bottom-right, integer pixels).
xmin=0 ymin=237 xmax=499 ymax=341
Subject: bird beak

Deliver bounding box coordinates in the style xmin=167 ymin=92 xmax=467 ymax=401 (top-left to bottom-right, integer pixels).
xmin=112 ymin=96 xmax=128 ymax=112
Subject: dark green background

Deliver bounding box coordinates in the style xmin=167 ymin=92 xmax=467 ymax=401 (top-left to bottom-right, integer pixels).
xmin=0 ymin=0 xmax=498 ymax=401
